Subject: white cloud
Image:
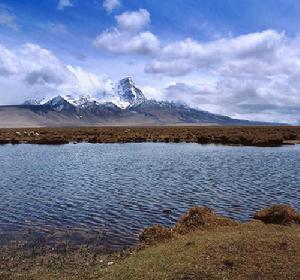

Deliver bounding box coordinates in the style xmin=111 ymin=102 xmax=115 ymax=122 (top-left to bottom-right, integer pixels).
xmin=2 ymin=27 xmax=300 ymax=123
xmin=0 ymin=7 xmax=19 ymax=31
xmin=94 ymin=9 xmax=159 ymax=55
xmin=116 ymin=9 xmax=150 ymax=32
xmin=145 ymin=30 xmax=285 ymax=77
xmin=94 ymin=28 xmax=160 ymax=55
xmin=145 ymin=61 xmax=193 ymax=77
xmin=103 ymin=0 xmax=121 ymax=13
xmin=67 ymin=65 xmax=114 ymax=97
xmin=142 ymin=30 xmax=300 ymax=123
xmin=0 ymin=44 xmax=18 ymax=76
xmin=141 ymin=85 xmax=164 ymax=100
xmin=0 ymin=43 xmax=114 ymax=105
xmin=163 ymin=76 xmax=300 ymax=124
xmin=57 ymin=0 xmax=73 ymax=10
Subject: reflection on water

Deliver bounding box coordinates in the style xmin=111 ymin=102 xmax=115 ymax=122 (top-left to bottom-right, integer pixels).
xmin=0 ymin=143 xmax=299 ymax=248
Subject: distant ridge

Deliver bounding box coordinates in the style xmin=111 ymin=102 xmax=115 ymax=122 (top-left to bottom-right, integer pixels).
xmin=0 ymin=77 xmax=286 ymax=127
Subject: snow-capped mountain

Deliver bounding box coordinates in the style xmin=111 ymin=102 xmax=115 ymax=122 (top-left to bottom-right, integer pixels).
xmin=64 ymin=95 xmax=101 ymax=108
xmin=24 ymin=77 xmax=146 ymax=110
xmin=18 ymin=77 xmax=279 ymax=126
xmin=45 ymin=95 xmax=76 ymax=112
xmin=115 ymin=77 xmax=146 ymax=108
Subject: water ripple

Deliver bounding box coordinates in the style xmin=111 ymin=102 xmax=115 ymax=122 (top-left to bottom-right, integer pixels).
xmin=0 ymin=143 xmax=299 ymax=247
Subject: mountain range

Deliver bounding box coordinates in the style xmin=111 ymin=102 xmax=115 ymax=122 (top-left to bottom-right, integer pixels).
xmin=0 ymin=77 xmax=282 ymax=127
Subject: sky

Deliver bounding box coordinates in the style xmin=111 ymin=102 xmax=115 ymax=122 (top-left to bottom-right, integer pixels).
xmin=1 ymin=0 xmax=300 ymax=123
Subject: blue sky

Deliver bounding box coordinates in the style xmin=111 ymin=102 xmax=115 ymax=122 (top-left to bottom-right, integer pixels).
xmin=1 ymin=0 xmax=300 ymax=123
xmin=5 ymin=0 xmax=300 ymax=52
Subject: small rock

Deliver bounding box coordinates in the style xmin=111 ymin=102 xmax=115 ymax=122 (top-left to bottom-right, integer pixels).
xmin=107 ymin=262 xmax=114 ymax=266
xmin=15 ymin=131 xmax=22 ymax=136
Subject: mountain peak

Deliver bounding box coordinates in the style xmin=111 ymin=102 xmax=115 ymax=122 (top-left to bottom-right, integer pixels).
xmin=45 ymin=95 xmax=75 ymax=112
xmin=116 ymin=77 xmax=146 ymax=108
xmin=23 ymin=77 xmax=147 ymax=110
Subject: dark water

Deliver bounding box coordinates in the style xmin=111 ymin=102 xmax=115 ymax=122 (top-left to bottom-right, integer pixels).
xmin=0 ymin=143 xmax=299 ymax=248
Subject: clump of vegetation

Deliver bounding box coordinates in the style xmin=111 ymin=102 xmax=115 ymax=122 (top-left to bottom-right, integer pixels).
xmin=139 ymin=225 xmax=172 ymax=245
xmin=1 ymin=126 xmax=300 ymax=146
xmin=138 ymin=207 xmax=239 ymax=246
xmin=254 ymin=204 xmax=300 ymax=225
xmin=1 ymin=205 xmax=300 ymax=279
xmin=173 ymin=206 xmax=239 ymax=234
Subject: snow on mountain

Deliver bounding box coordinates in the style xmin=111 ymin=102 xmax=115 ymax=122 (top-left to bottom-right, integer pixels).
xmin=24 ymin=77 xmax=147 ymax=110
xmin=45 ymin=95 xmax=76 ymax=112
xmin=18 ymin=77 xmax=278 ymax=126
xmin=64 ymin=94 xmax=100 ymax=107
xmin=115 ymin=77 xmax=146 ymax=108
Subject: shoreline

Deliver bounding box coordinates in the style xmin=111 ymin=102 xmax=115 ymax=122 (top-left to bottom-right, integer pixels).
xmin=1 ymin=205 xmax=299 ymax=279
xmin=1 ymin=126 xmax=300 ymax=147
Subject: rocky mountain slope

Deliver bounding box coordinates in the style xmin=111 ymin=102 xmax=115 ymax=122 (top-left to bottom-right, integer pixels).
xmin=0 ymin=77 xmax=282 ymax=127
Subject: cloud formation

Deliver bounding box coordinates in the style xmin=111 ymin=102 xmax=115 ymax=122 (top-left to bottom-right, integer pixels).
xmin=145 ymin=30 xmax=285 ymax=77
xmin=0 ymin=6 xmax=19 ymax=31
xmin=94 ymin=9 xmax=159 ymax=55
xmin=0 ymin=43 xmax=113 ymax=105
xmin=142 ymin=30 xmax=300 ymax=123
xmin=103 ymin=0 xmax=121 ymax=13
xmin=94 ymin=28 xmax=160 ymax=55
xmin=115 ymin=9 xmax=150 ymax=32
xmin=57 ymin=0 xmax=73 ymax=10
xmin=0 ymin=45 xmax=18 ymax=76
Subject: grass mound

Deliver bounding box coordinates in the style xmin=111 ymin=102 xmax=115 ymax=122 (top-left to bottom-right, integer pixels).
xmin=139 ymin=207 xmax=239 ymax=246
xmin=139 ymin=225 xmax=172 ymax=245
xmin=254 ymin=204 xmax=300 ymax=225
xmin=174 ymin=206 xmax=239 ymax=234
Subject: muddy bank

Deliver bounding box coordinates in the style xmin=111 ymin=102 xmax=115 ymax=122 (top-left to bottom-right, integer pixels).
xmin=1 ymin=126 xmax=300 ymax=146
xmin=1 ymin=205 xmax=300 ymax=279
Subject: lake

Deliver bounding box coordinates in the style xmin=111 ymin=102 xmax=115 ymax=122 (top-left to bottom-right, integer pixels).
xmin=0 ymin=143 xmax=299 ymax=249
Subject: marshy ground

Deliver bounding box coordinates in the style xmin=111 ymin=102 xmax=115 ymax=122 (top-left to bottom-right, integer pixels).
xmin=0 ymin=205 xmax=299 ymax=280
xmin=1 ymin=126 xmax=300 ymax=146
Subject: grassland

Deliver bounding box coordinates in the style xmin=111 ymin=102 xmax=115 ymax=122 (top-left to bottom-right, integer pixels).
xmin=1 ymin=126 xmax=300 ymax=146
xmin=1 ymin=206 xmax=299 ymax=280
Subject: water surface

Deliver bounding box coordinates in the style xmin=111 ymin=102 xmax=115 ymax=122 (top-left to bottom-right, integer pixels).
xmin=0 ymin=143 xmax=299 ymax=248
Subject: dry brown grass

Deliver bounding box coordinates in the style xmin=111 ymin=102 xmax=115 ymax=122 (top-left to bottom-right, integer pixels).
xmin=173 ymin=206 xmax=239 ymax=234
xmin=254 ymin=205 xmax=300 ymax=225
xmin=0 ymin=126 xmax=300 ymax=146
xmin=102 ymin=222 xmax=300 ymax=280
xmin=1 ymin=206 xmax=300 ymax=279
